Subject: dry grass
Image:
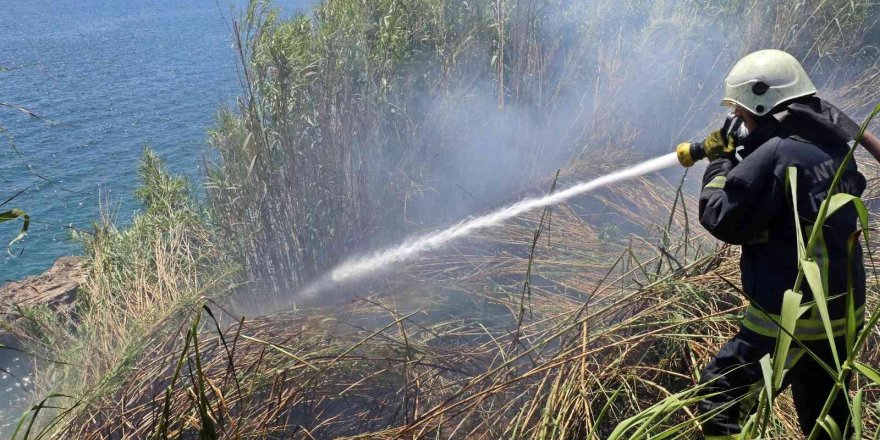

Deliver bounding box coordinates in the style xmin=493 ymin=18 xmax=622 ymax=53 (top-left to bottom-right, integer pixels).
xmin=8 ymin=0 xmax=880 ymax=438
xmin=25 ymin=151 xmax=877 ymax=439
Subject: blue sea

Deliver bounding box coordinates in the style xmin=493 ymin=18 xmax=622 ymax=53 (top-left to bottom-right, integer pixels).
xmin=0 ymin=0 xmax=310 ymax=283
xmin=0 ymin=0 xmax=312 ymax=431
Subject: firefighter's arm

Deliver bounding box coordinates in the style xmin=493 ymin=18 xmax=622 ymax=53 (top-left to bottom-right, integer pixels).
xmin=698 ymin=144 xmax=777 ymax=245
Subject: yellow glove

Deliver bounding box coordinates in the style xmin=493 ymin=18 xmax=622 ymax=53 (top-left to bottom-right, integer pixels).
xmin=702 ymin=130 xmax=736 ymax=161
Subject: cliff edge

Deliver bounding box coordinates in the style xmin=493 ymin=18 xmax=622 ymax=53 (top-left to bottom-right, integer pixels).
xmin=1 ymin=257 xmax=83 ymax=311
xmin=1 ymin=257 xmax=83 ymax=347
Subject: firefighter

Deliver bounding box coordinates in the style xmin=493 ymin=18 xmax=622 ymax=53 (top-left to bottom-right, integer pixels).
xmin=696 ymin=49 xmax=868 ymax=439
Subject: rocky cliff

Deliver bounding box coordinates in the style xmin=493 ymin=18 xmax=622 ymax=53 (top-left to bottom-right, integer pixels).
xmin=1 ymin=256 xmax=83 ymax=347
xmin=1 ymin=257 xmax=82 ymax=310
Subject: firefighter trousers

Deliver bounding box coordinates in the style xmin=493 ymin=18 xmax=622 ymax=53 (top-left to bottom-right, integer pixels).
xmin=698 ymin=327 xmax=852 ymax=440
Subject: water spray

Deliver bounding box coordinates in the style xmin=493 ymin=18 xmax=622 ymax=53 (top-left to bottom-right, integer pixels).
xmin=296 ymin=152 xmax=681 ymax=299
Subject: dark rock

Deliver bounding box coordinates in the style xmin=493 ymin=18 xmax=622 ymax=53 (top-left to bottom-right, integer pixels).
xmin=1 ymin=257 xmax=84 ymax=350
xmin=0 ymin=256 xmax=83 ymax=312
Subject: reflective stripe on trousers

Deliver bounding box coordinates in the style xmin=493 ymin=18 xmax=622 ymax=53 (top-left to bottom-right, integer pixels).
xmin=741 ymin=304 xmax=866 ymax=340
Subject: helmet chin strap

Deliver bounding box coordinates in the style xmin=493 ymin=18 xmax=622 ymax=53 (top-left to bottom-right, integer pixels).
xmin=722 ymin=113 xmax=751 ymax=161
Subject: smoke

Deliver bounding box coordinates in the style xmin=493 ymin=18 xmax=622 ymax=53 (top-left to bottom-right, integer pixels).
xmin=217 ymin=0 xmax=880 ymax=311
xmin=387 ymin=1 xmax=732 ymax=229
xmin=379 ymin=0 xmax=879 ymax=229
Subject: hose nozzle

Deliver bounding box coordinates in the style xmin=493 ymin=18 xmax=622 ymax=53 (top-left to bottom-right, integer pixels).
xmin=678 ymin=112 xmax=745 ymax=167
xmin=676 ymin=142 xmax=705 ymax=167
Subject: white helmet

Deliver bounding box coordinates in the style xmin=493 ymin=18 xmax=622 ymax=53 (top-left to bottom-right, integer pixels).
xmin=722 ymin=49 xmax=816 ymax=117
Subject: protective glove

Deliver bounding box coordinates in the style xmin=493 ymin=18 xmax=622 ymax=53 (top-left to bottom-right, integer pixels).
xmin=702 ymin=129 xmax=736 ymax=161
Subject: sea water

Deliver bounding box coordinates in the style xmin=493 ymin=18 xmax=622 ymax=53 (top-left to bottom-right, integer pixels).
xmin=0 ymin=0 xmax=311 ymax=432
xmin=0 ymin=0 xmax=310 ymax=282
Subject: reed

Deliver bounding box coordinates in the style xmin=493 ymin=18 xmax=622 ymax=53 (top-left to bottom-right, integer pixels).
xmin=8 ymin=0 xmax=880 ymax=438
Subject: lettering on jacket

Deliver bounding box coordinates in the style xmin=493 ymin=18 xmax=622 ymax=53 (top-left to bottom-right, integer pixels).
xmin=804 ymin=156 xmax=861 ymax=212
